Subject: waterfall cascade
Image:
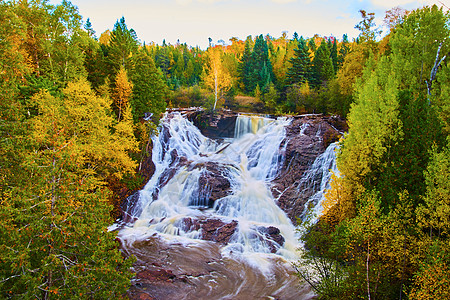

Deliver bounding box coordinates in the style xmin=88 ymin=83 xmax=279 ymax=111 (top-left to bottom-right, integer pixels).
xmin=298 ymin=142 xmax=339 ymax=221
xmin=119 ymin=112 xmax=339 ymax=299
xmin=122 ymin=112 xmax=296 ymax=257
xmin=234 ymin=114 xmax=273 ymax=139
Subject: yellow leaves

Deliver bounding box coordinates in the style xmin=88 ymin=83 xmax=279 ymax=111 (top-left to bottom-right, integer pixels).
xmin=321 ymin=173 xmax=357 ymax=226
xmin=409 ymin=257 xmax=450 ymax=300
xmin=202 ymin=47 xmax=232 ymax=109
xmin=336 ymin=44 xmax=366 ymax=96
xmin=113 ymin=68 xmax=133 ymax=121
xmin=99 ymin=30 xmax=111 ymax=46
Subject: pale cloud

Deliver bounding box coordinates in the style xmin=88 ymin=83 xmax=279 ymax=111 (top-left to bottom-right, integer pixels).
xmin=197 ymin=0 xmax=227 ymax=3
xmin=369 ymin=0 xmax=440 ymax=8
xmin=176 ymin=0 xmax=193 ymax=5
xmin=176 ymin=0 xmax=233 ymax=4
xmin=271 ymin=0 xmax=298 ymax=3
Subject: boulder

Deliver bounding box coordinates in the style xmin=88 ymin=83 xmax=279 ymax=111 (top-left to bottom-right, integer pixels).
xmin=182 ymin=217 xmax=238 ymax=244
xmin=187 ymin=109 xmax=238 ymax=139
xmin=136 ymin=269 xmax=176 ymax=282
xmin=120 ymin=191 xmax=141 ymax=224
xmin=188 ymin=162 xmax=233 ymax=207
xmin=257 ymin=226 xmax=285 ymax=253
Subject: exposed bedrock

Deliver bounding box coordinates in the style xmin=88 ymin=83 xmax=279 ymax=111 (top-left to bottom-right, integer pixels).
xmin=187 ymin=161 xmax=233 ymax=208
xmin=271 ymin=115 xmax=345 ymax=223
xmin=182 ymin=217 xmax=238 ymax=244
xmin=185 ymin=108 xmax=238 ymax=139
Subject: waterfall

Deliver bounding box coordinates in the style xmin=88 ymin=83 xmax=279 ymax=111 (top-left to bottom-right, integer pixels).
xmin=118 ymin=112 xmax=340 ymax=299
xmin=234 ymin=114 xmax=273 ymax=139
xmin=120 ymin=112 xmax=298 ymax=259
xmin=298 ymin=142 xmax=339 ymax=222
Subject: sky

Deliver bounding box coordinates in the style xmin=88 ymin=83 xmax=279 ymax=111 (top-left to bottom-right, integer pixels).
xmin=48 ymin=0 xmax=445 ymax=48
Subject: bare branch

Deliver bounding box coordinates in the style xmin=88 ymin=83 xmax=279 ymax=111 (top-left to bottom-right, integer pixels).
xmin=426 ymin=39 xmax=448 ymax=104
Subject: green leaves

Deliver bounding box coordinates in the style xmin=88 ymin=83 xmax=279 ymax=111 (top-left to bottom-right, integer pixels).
xmin=130 ymin=49 xmax=168 ymax=123
xmin=0 ymin=77 xmax=136 ymax=298
xmin=107 ymin=17 xmax=139 ymax=74
xmin=306 ymin=6 xmax=450 ymax=299
xmin=286 ymin=36 xmax=311 ymax=86
xmin=239 ymin=35 xmax=274 ymax=94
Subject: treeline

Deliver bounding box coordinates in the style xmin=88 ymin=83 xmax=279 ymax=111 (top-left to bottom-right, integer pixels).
xmin=135 ymin=28 xmax=352 ymax=114
xmin=297 ymin=5 xmax=450 ymax=299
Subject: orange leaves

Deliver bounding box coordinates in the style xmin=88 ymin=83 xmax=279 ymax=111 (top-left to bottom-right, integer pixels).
xmin=409 ymin=256 xmax=450 ymax=300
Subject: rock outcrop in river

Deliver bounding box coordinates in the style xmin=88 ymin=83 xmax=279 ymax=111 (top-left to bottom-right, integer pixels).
xmin=271 ymin=114 xmax=346 ymax=222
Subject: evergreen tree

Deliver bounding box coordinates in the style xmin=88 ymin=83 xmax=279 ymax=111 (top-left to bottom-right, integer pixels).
xmin=238 ymin=36 xmax=253 ymax=93
xmin=308 ymin=38 xmax=316 ymax=52
xmin=286 ymin=36 xmax=311 ymax=85
xmin=131 ymin=49 xmax=168 ymax=123
xmin=311 ymin=39 xmax=334 ymax=86
xmin=250 ymin=34 xmax=274 ymax=93
xmin=330 ymin=38 xmax=338 ymax=73
xmin=84 ymin=18 xmax=96 ymax=38
xmin=108 ymin=17 xmax=139 ymax=74
xmin=337 ymin=34 xmax=350 ymax=69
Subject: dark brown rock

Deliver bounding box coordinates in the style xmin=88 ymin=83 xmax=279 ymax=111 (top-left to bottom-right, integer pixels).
xmin=120 ymin=191 xmax=141 ymax=224
xmin=182 ymin=217 xmax=238 ymax=244
xmin=271 ymin=115 xmax=344 ymax=222
xmin=140 ymin=139 xmax=156 ymax=188
xmin=187 ymin=109 xmax=238 ymax=139
xmin=135 ymin=293 xmax=154 ymax=300
xmin=137 ymin=269 xmax=176 ymax=282
xmin=188 ymin=161 xmax=233 ymax=207
xmin=257 ymin=226 xmax=285 ymax=253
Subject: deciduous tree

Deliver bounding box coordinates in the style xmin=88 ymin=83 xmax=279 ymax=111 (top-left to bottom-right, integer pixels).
xmin=202 ymin=46 xmax=232 ymax=110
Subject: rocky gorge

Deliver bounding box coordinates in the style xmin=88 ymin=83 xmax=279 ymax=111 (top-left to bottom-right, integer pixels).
xmin=118 ymin=108 xmax=345 ymax=299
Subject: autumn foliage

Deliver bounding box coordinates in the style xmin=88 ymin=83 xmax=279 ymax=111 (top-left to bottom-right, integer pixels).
xmin=310 ymin=5 xmax=450 ymax=299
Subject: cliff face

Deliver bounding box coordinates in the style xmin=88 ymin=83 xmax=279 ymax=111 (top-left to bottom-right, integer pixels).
xmin=185 ymin=109 xmax=238 ymax=139
xmin=181 ymin=110 xmax=346 ymax=222
xmin=271 ymin=115 xmax=345 ymax=222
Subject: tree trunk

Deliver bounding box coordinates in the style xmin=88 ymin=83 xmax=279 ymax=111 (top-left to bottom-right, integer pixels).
xmin=213 ymin=68 xmax=218 ymax=110
xmin=426 ymin=40 xmax=447 ymax=104
xmin=366 ymin=240 xmax=371 ymax=300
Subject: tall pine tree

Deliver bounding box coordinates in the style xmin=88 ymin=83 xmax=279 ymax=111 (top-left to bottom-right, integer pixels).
xmin=286 ymin=36 xmax=311 ymax=85
xmin=131 ymin=48 xmax=168 ymax=123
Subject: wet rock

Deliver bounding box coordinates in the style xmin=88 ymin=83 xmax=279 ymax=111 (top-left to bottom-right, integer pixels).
xmin=129 ymin=264 xmax=193 ymax=300
xmin=188 ymin=162 xmax=233 ymax=207
xmin=257 ymin=226 xmax=285 ymax=253
xmin=187 ymin=109 xmax=238 ymax=139
xmin=182 ymin=217 xmax=238 ymax=244
xmin=140 ymin=139 xmax=156 ymax=188
xmin=137 ymin=269 xmax=176 ymax=282
xmin=271 ymin=115 xmax=344 ymax=222
xmin=134 ymin=293 xmax=154 ymax=300
xmin=120 ymin=191 xmax=141 ymax=224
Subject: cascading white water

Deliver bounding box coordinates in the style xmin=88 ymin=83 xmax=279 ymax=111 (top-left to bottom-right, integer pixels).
xmin=298 ymin=142 xmax=339 ymax=222
xmin=121 ymin=112 xmax=296 ymax=259
xmin=118 ymin=112 xmax=339 ymax=299
xmin=234 ymin=114 xmax=273 ymax=139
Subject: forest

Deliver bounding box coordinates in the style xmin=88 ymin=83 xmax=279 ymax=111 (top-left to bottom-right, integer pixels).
xmin=0 ymin=0 xmax=449 ymax=298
